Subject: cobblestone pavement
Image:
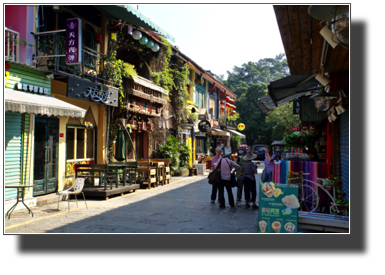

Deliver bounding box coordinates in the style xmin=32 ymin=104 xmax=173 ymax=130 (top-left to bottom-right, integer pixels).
xmin=5 ymin=167 xmax=265 ymax=233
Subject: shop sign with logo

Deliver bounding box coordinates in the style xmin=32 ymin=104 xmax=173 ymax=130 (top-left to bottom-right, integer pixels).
xmin=198 ymin=120 xmax=211 ymax=133
xmin=238 ymin=123 xmax=245 ymax=131
xmin=66 ymin=18 xmax=82 ymax=65
xmin=67 ymin=77 xmax=119 ymax=107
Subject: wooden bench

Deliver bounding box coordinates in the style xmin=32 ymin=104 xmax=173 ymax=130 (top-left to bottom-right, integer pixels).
xmin=75 ymin=164 xmax=109 ymax=190
xmin=108 ymin=162 xmax=138 ymax=188
xmin=137 ymin=159 xmax=157 ymax=189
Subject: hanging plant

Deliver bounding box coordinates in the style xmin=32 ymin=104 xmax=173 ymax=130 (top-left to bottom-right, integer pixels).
xmin=103 ymin=42 xmax=138 ymax=108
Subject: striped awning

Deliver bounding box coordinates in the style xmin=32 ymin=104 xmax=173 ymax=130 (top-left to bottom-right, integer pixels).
xmin=5 ymin=89 xmax=86 ymax=118
xmin=96 ymin=5 xmax=175 ymax=43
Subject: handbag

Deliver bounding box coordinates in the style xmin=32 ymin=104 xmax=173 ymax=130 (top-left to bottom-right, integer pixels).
xmin=261 ymin=168 xmax=269 ymax=182
xmin=230 ymin=172 xmax=237 ymax=188
xmin=208 ymin=158 xmax=222 ymax=185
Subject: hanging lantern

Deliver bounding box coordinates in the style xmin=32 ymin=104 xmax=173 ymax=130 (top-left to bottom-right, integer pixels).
xmin=151 ymin=44 xmax=160 ymax=52
xmin=146 ymin=40 xmax=154 ymax=48
xmin=139 ymin=36 xmax=148 ymax=45
xmin=127 ymin=26 xmax=133 ymax=36
xmin=95 ymin=33 xmax=102 ymax=44
xmin=133 ymin=30 xmax=142 ymax=40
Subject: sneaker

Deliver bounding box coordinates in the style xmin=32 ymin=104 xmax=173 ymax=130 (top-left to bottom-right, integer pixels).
xmin=211 ymin=200 xmax=215 ymax=203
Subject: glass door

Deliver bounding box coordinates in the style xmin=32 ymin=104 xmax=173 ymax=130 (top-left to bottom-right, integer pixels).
xmin=33 ymin=116 xmax=59 ymax=196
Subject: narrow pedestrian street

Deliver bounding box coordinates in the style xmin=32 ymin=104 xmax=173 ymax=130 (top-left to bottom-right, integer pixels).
xmin=5 ymin=165 xmax=264 ymax=233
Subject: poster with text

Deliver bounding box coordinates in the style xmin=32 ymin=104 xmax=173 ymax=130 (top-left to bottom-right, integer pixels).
xmin=257 ymin=182 xmax=299 ymax=233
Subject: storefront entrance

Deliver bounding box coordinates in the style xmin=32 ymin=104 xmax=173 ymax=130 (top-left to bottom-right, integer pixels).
xmin=33 ymin=116 xmax=59 ymax=196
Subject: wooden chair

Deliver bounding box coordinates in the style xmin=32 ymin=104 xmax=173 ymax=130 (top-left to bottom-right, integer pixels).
xmin=137 ymin=159 xmax=157 ymax=189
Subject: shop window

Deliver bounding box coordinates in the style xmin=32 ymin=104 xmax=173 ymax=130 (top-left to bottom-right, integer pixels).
xmin=66 ymin=126 xmax=96 ymax=177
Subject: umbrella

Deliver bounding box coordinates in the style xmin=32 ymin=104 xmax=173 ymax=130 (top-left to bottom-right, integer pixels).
xmin=115 ymin=126 xmax=126 ymax=161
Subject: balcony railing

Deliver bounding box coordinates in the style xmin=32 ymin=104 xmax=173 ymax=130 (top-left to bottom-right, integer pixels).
xmin=5 ymin=27 xmax=19 ymax=61
xmin=218 ymin=115 xmax=238 ymax=129
xmin=34 ymin=30 xmax=116 ymax=87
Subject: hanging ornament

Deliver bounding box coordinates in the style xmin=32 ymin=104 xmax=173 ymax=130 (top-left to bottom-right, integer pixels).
xmin=151 ymin=44 xmax=160 ymax=52
xmin=127 ymin=25 xmax=133 ymax=36
xmin=133 ymin=30 xmax=142 ymax=40
xmin=139 ymin=36 xmax=148 ymax=45
xmin=146 ymin=40 xmax=154 ymax=48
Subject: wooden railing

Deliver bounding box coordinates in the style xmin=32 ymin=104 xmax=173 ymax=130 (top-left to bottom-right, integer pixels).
xmin=5 ymin=27 xmax=19 ymax=61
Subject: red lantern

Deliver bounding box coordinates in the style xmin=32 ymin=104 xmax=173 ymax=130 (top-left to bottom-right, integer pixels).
xmin=95 ymin=33 xmax=102 ymax=44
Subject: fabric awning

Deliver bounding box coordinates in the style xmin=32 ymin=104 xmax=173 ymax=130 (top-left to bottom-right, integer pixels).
xmin=211 ymin=128 xmax=230 ymax=137
xmin=5 ymin=89 xmax=86 ymax=118
xmin=258 ymin=74 xmax=319 ymax=113
xmin=96 ymin=5 xmax=175 ymax=43
xmin=227 ymin=129 xmax=246 ymax=139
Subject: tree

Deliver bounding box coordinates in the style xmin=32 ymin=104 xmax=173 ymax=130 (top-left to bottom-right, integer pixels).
xmin=223 ymin=54 xmax=290 ymax=145
xmin=265 ymin=102 xmax=301 ymax=142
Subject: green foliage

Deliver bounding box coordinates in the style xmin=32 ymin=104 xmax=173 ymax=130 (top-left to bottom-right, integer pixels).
xmin=179 ymin=143 xmax=190 ymax=167
xmin=103 ymin=43 xmax=138 ymax=108
xmin=230 ymin=134 xmax=242 ymax=154
xmin=156 ymin=136 xmax=180 ymax=173
xmin=266 ymin=102 xmax=301 ymax=141
xmin=282 ymin=132 xmax=317 ymax=151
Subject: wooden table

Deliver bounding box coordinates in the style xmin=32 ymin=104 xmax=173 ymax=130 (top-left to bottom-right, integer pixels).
xmin=5 ymin=185 xmax=35 ymax=219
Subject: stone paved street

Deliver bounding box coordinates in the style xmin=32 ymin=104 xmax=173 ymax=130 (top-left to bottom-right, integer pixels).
xmin=5 ymin=167 xmax=264 ymax=233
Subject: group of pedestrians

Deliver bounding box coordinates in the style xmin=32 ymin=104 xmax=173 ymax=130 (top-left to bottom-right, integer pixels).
xmin=210 ymin=146 xmax=276 ymax=209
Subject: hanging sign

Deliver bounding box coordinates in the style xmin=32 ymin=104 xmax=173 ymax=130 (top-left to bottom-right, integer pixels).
xmin=198 ymin=120 xmax=211 ymax=133
xmin=293 ymin=99 xmax=300 ymax=114
xmin=238 ymin=123 xmax=245 ymax=131
xmin=66 ymin=18 xmax=82 ymax=65
xmin=257 ymin=183 xmax=299 ymax=233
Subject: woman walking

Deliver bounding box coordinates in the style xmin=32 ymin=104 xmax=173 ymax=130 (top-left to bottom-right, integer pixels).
xmin=240 ymin=151 xmax=258 ymax=209
xmin=214 ymin=153 xmax=240 ymax=208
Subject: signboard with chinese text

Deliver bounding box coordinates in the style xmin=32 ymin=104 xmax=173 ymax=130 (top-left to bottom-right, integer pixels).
xmin=67 ymin=77 xmax=119 ymax=107
xmin=257 ymin=183 xmax=299 ymax=233
xmin=66 ymin=18 xmax=82 ymax=65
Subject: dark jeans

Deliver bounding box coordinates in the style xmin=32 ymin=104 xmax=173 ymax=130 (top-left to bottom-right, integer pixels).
xmin=211 ymin=183 xmax=218 ymax=201
xmin=236 ymin=177 xmax=244 ymax=200
xmin=244 ymin=177 xmax=256 ymax=203
xmin=218 ymin=180 xmax=234 ymax=207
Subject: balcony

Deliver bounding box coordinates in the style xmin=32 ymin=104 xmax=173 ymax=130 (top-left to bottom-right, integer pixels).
xmin=219 ymin=115 xmax=238 ymax=130
xmin=33 ymin=30 xmax=116 ymax=87
xmin=5 ymin=27 xmax=19 ymax=61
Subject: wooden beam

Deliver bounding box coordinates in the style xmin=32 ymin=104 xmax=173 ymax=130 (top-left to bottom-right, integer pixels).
xmin=288 ymin=5 xmax=303 ymax=75
xmin=274 ymin=5 xmax=298 ymax=75
xmin=299 ymin=5 xmax=312 ymax=74
xmin=311 ymin=18 xmax=324 ymax=73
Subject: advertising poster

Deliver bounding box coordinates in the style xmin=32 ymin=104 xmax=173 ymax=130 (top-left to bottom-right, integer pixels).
xmin=257 ymin=182 xmax=299 ymax=233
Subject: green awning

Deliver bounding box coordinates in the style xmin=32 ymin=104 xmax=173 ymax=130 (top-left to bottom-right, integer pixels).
xmin=96 ymin=5 xmax=175 ymax=43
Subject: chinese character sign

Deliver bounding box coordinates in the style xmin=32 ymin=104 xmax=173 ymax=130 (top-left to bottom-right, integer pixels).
xmin=66 ymin=18 xmax=82 ymax=65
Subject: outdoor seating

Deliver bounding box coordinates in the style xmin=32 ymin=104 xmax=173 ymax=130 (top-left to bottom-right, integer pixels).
xmin=57 ymin=178 xmax=88 ymax=212
xmin=75 ymin=164 xmax=109 ymax=190
xmin=137 ymin=159 xmax=157 ymax=189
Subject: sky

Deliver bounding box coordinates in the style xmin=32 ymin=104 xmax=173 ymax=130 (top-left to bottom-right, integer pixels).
xmin=137 ymin=4 xmax=285 ymax=79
